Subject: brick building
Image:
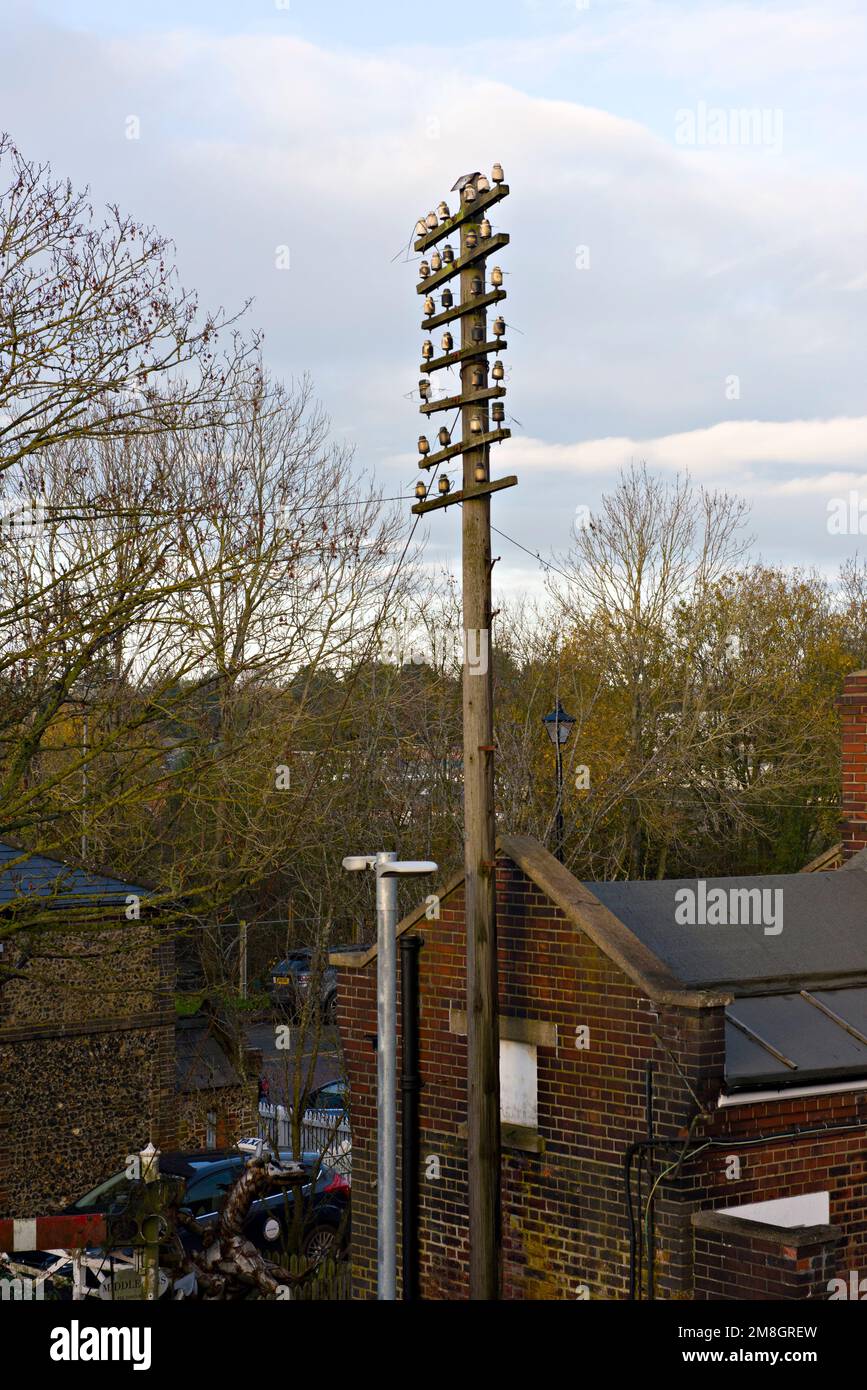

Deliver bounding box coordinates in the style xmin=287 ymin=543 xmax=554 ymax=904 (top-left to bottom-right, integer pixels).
xmin=176 ymin=1014 xmax=257 ymax=1150
xmin=333 ymin=670 xmax=867 ymax=1300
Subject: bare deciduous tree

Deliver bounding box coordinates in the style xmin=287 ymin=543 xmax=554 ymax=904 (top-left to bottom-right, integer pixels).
xmin=0 ymin=132 xmax=254 ymax=479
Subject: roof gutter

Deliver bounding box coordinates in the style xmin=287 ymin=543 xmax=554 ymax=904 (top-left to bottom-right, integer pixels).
xmin=718 ymin=1076 xmax=867 ymax=1108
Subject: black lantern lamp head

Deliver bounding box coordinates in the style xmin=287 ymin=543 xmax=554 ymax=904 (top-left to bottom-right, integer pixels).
xmin=542 ymin=701 xmax=575 ymax=747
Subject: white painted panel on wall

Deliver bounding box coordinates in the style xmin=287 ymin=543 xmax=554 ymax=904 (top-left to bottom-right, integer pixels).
xmin=500 ymin=1039 xmax=537 ymax=1127
xmin=720 ymin=1191 xmax=830 ymax=1228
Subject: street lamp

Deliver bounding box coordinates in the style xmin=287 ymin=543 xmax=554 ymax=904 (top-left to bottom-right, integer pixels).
xmin=542 ymin=701 xmax=575 ymax=862
xmin=342 ymin=852 xmax=438 ymax=1301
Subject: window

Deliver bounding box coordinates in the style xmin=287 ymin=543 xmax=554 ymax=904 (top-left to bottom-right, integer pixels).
xmin=308 ymin=1080 xmax=348 ymax=1113
xmin=448 ymin=1005 xmax=553 ymax=1150
xmin=184 ymin=1164 xmax=237 ymax=1216
xmin=205 ymin=1110 xmax=217 ymax=1149
xmin=72 ymin=1172 xmax=138 ymax=1215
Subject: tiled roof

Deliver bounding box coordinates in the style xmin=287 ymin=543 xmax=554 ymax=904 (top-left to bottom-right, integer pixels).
xmin=0 ymin=842 xmax=151 ymax=908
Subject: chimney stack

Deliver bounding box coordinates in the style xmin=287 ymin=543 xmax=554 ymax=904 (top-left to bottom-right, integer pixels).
xmin=839 ymin=670 xmax=867 ymax=860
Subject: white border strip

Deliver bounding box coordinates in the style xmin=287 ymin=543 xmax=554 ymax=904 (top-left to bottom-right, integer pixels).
xmin=719 ymin=1077 xmax=867 ymax=1108
xmin=13 ymin=1218 xmax=37 ymax=1250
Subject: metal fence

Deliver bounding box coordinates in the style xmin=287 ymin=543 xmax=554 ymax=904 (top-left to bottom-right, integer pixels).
xmin=258 ymin=1102 xmax=352 ymax=1178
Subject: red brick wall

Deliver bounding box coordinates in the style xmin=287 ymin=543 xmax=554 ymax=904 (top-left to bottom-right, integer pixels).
xmin=693 ymin=1211 xmax=844 ymax=1300
xmin=696 ymin=1088 xmax=867 ymax=1283
xmin=336 ymin=962 xmax=378 ymax=1298
xmin=336 ymin=852 xmax=867 ymax=1300
xmin=337 ymin=854 xmax=724 ymax=1299
xmin=839 ymin=669 xmax=867 ymax=859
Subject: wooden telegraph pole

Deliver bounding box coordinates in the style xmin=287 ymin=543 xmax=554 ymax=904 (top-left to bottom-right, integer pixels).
xmin=410 ymin=168 xmax=515 ymax=1299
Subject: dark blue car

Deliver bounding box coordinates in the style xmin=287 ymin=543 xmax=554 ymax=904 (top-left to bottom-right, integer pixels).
xmin=68 ymin=1148 xmax=349 ymax=1264
xmin=6 ymin=1148 xmax=350 ymax=1298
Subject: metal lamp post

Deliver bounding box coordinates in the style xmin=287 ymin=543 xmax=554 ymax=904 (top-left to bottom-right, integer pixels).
xmin=542 ymin=701 xmax=575 ymax=862
xmin=343 ymin=852 xmax=437 ymax=1300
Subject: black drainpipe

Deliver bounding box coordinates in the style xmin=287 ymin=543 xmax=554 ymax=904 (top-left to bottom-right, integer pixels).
xmin=400 ymin=932 xmax=423 ymax=1300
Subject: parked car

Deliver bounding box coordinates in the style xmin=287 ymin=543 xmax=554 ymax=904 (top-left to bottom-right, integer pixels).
xmin=73 ymin=1148 xmax=348 ymax=1259
xmin=269 ymin=949 xmax=338 ymax=1024
xmin=306 ymin=1078 xmax=348 ymax=1116
xmin=12 ymin=1147 xmax=350 ymax=1297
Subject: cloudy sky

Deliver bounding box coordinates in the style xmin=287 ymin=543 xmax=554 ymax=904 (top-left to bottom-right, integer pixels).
xmin=3 ymin=0 xmax=865 ymax=598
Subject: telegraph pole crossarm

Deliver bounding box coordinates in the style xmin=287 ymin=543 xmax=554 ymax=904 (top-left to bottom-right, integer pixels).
xmin=417 ymin=428 xmax=511 ymax=473
xmin=419 ymin=385 xmax=505 ymax=416
xmin=412 ymin=475 xmax=518 ymax=516
xmin=413 ymin=184 xmax=510 ymax=252
xmin=421 ymin=290 xmax=507 ymax=333
xmin=420 ymin=339 xmax=507 ymax=376
xmin=416 ymin=234 xmax=510 ymax=295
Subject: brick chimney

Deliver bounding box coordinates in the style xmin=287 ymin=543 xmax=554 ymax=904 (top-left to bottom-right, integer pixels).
xmin=839 ymin=670 xmax=867 ymax=860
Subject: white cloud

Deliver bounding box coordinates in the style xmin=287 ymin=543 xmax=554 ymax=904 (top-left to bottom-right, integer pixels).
xmin=0 ymin=5 xmax=864 ymax=577
xmin=502 ymin=417 xmax=867 ymax=479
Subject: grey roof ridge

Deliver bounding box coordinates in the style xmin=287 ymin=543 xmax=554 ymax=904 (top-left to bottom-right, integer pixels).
xmin=841 ymin=845 xmax=867 ymax=872
xmin=330 ymin=831 xmax=733 ymax=1009
xmin=716 ymin=972 xmax=867 ymax=998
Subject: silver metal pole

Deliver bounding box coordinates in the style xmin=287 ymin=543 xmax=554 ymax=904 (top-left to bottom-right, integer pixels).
xmin=81 ymin=712 xmax=88 ymax=862
xmin=342 ymin=852 xmax=437 ymax=1302
xmin=375 ymin=851 xmax=398 ymax=1301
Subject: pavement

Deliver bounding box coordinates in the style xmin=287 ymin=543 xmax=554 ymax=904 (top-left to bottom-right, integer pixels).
xmin=245 ymin=1021 xmax=342 ymax=1106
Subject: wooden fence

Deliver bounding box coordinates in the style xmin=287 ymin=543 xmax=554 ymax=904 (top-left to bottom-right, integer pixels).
xmin=275 ymin=1253 xmax=351 ymax=1301
xmin=257 ymin=1102 xmax=352 ymax=1177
